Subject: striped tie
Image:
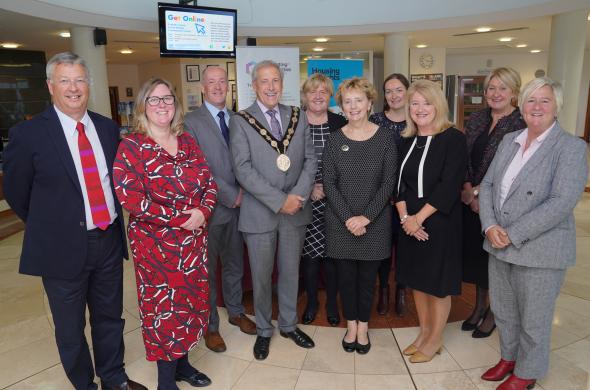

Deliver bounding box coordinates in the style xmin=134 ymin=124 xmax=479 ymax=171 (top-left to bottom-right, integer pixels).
xmin=76 ymin=122 xmax=111 ymax=230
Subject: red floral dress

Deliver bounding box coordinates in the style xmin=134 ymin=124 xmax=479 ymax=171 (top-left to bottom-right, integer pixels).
xmin=113 ymin=132 xmax=217 ymax=361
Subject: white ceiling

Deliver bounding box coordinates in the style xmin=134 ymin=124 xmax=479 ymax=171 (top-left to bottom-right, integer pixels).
xmin=0 ymin=1 xmax=588 ymax=65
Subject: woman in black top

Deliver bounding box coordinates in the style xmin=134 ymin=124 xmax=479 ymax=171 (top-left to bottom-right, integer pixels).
xmin=369 ymin=73 xmax=409 ymax=316
xmin=396 ymin=80 xmax=467 ymax=363
xmin=461 ymin=67 xmax=526 ymax=338
xmin=301 ymin=73 xmax=347 ymax=327
xmin=323 ymin=77 xmax=397 ymax=355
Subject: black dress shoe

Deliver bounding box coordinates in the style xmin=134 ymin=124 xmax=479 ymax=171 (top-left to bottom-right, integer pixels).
xmin=253 ymin=336 xmax=271 ymax=360
xmin=302 ymin=310 xmax=317 ymax=325
xmin=175 ymin=371 xmax=212 ymax=387
xmin=280 ymin=328 xmax=315 ymax=348
xmin=461 ymin=319 xmax=479 ymax=331
xmin=342 ymin=332 xmax=356 ymax=353
xmin=472 ymin=324 xmax=496 ymax=338
xmin=355 ymin=333 xmax=371 ymax=354
xmin=103 ymin=379 xmax=148 ymax=390
xmin=327 ymin=313 xmax=340 ymax=327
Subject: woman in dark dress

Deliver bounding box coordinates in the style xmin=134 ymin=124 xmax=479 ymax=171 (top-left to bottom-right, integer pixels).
xmin=301 ymin=73 xmax=347 ymax=326
xmin=323 ymin=77 xmax=397 ymax=354
xmin=395 ymin=80 xmax=467 ymax=363
xmin=369 ymin=73 xmax=409 ymax=316
xmin=114 ymin=78 xmax=217 ymax=389
xmin=461 ymin=67 xmax=526 ymax=339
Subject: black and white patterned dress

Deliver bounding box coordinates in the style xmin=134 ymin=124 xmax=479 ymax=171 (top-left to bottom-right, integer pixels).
xmin=303 ymin=122 xmax=331 ymax=259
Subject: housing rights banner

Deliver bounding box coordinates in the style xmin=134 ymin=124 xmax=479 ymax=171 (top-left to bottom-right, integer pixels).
xmin=307 ymin=59 xmax=364 ymax=110
xmin=236 ymin=46 xmax=300 ymax=111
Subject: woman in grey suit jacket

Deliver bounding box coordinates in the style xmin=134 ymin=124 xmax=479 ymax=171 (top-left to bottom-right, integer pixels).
xmin=478 ymin=77 xmax=588 ymax=390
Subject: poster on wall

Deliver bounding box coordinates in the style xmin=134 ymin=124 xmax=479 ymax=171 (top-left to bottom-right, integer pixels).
xmin=410 ymin=73 xmax=444 ymax=89
xmin=235 ymin=46 xmax=300 ymax=111
xmin=307 ymin=59 xmax=364 ymax=110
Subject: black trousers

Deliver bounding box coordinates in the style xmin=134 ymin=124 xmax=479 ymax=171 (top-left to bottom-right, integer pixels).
xmin=335 ymin=259 xmax=382 ymax=322
xmin=157 ymin=354 xmax=195 ymax=389
xmin=302 ymin=256 xmax=338 ymax=314
xmin=378 ymin=217 xmax=405 ymax=289
xmin=42 ymin=221 xmax=127 ymax=390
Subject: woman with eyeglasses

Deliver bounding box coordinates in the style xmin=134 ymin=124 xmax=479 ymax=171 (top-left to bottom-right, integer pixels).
xmin=113 ymin=78 xmax=217 ymax=390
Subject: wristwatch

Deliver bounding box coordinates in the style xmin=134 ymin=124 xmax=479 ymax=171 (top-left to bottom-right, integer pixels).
xmin=473 ymin=189 xmax=479 ymax=197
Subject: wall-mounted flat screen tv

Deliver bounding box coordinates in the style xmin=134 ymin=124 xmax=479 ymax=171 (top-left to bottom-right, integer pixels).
xmin=158 ymin=2 xmax=237 ymax=58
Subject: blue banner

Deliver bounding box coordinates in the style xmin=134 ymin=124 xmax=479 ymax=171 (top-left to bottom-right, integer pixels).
xmin=307 ymin=59 xmax=364 ymax=107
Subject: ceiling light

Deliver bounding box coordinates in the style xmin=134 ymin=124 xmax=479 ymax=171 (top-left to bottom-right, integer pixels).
xmin=312 ymin=47 xmax=325 ymax=52
xmin=1 ymin=43 xmax=21 ymax=49
xmin=476 ymin=26 xmax=492 ymax=33
xmin=499 ymin=37 xmax=513 ymax=42
xmin=530 ymin=49 xmax=542 ymax=53
xmin=314 ymin=37 xmax=328 ymax=43
xmin=119 ymin=48 xmax=134 ymax=54
xmin=516 ymin=44 xmax=528 ymax=48
xmin=415 ymin=44 xmax=428 ymax=48
xmin=59 ymin=31 xmax=71 ymax=38
xmin=344 ymin=56 xmax=352 ymax=59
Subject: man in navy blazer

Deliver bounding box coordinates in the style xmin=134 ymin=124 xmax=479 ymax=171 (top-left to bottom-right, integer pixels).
xmin=3 ymin=52 xmax=146 ymax=390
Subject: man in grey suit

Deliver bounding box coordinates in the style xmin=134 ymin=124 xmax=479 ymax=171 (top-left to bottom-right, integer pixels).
xmin=185 ymin=66 xmax=257 ymax=353
xmin=230 ymin=60 xmax=318 ymax=360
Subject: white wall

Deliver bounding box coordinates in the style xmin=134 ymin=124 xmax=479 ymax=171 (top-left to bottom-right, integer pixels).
xmin=137 ymin=58 xmax=183 ymax=103
xmin=106 ymin=64 xmax=139 ymax=102
xmin=446 ymin=52 xmax=548 ymax=87
xmin=179 ymin=58 xmax=236 ymax=113
xmin=410 ymin=47 xmax=446 ymax=90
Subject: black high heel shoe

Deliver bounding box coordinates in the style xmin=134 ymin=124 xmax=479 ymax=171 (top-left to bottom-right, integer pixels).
xmin=302 ymin=308 xmax=317 ymax=325
xmin=472 ymin=308 xmax=496 ymax=338
xmin=461 ymin=310 xmax=484 ymax=331
xmin=327 ymin=312 xmax=340 ymax=327
xmin=472 ymin=324 xmax=496 ymax=338
xmin=342 ymin=332 xmax=356 ymax=353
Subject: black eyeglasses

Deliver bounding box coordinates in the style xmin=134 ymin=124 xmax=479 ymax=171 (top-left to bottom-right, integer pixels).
xmin=146 ymin=95 xmax=175 ymax=106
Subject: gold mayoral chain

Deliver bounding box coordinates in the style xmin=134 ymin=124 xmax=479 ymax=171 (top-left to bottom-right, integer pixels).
xmin=237 ymin=107 xmax=300 ymax=172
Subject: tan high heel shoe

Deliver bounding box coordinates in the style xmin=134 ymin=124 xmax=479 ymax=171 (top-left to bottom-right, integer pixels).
xmin=409 ymin=347 xmax=442 ymax=363
xmin=402 ymin=344 xmax=418 ymax=356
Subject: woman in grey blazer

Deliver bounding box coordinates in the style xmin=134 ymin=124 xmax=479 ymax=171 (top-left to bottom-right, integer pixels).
xmin=478 ymin=77 xmax=588 ymax=390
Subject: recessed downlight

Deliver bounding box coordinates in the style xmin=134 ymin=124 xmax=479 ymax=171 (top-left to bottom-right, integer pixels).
xmin=314 ymin=37 xmax=328 ymax=43
xmin=499 ymin=37 xmax=514 ymax=42
xmin=476 ymin=26 xmax=492 ymax=33
xmin=1 ymin=42 xmax=21 ymax=49
xmin=516 ymin=44 xmax=528 ymax=48
xmin=530 ymin=49 xmax=542 ymax=53
xmin=415 ymin=44 xmax=428 ymax=48
xmin=119 ymin=48 xmax=134 ymax=54
xmin=312 ymin=47 xmax=325 ymax=52
xmin=59 ymin=31 xmax=71 ymax=38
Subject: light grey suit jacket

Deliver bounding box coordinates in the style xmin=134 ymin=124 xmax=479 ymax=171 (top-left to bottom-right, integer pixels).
xmin=185 ymin=104 xmax=240 ymax=226
xmin=479 ymin=123 xmax=588 ymax=269
xmin=229 ymin=102 xmax=317 ymax=233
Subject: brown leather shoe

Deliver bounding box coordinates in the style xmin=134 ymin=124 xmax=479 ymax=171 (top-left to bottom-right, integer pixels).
xmin=229 ymin=313 xmax=257 ymax=335
xmin=205 ymin=330 xmax=227 ymax=352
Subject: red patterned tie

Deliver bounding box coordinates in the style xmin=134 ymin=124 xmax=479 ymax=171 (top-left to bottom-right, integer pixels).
xmin=76 ymin=122 xmax=111 ymax=230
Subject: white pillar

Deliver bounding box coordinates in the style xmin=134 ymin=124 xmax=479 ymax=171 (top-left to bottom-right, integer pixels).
xmin=384 ymin=32 xmax=409 ymax=78
xmin=547 ymin=9 xmax=588 ymax=134
xmin=70 ymin=26 xmax=112 ymax=118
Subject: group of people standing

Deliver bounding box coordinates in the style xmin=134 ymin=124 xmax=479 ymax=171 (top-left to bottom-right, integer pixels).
xmin=3 ymin=50 xmax=588 ymax=390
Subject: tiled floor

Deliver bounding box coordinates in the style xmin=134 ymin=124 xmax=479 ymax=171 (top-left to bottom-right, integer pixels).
xmin=1 ymin=194 xmax=590 ymax=389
